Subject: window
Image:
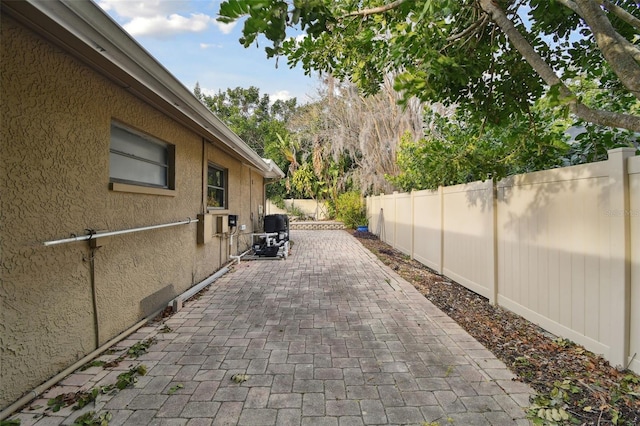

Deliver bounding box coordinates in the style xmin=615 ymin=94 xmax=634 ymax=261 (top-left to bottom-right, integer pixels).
xmin=109 ymin=123 xmax=174 ymax=189
xmin=207 ymin=164 xmax=227 ymax=209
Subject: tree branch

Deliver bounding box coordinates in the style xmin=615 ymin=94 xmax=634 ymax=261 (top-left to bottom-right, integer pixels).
xmin=343 ymin=0 xmax=407 ymax=18
xmin=556 ymin=0 xmax=581 ymax=15
xmin=478 ymin=0 xmax=640 ymax=132
xmin=446 ymin=14 xmax=490 ymax=42
xmin=599 ymin=0 xmax=640 ymax=31
xmin=574 ymin=0 xmax=640 ymax=99
xmin=557 ymin=0 xmax=640 ymax=66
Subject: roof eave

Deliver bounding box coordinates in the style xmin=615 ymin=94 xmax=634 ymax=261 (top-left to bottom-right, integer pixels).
xmin=2 ymin=0 xmax=277 ymax=177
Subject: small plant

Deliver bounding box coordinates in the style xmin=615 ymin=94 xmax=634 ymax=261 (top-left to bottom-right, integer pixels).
xmin=159 ymin=324 xmax=173 ymax=333
xmin=72 ymin=411 xmax=111 ymax=426
xmin=335 ymin=191 xmax=367 ymax=229
xmin=513 ymin=356 xmax=530 ymax=367
xmin=0 ymin=420 xmax=21 ymax=425
xmin=46 ymin=385 xmax=115 ymax=413
xmin=231 ymin=374 xmax=249 ymax=383
xmin=127 ymin=338 xmax=156 ymax=358
xmin=444 ymin=366 xmax=454 ymax=377
xmin=286 ymin=204 xmax=308 ymax=220
xmin=48 ymin=393 xmax=73 ymax=412
xmin=528 ymin=379 xmax=580 ymax=424
xmin=44 ymin=365 xmax=146 ymax=414
xmin=168 ymin=384 xmax=184 ymax=394
xmin=73 ymin=388 xmax=100 ymax=410
xmin=115 ymin=365 xmax=147 ymax=390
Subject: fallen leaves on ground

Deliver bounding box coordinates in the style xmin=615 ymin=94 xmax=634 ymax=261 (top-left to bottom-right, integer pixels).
xmin=353 ymin=231 xmax=640 ymax=426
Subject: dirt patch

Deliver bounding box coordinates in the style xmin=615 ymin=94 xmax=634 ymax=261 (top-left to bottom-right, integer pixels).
xmin=353 ymin=231 xmax=639 ymax=426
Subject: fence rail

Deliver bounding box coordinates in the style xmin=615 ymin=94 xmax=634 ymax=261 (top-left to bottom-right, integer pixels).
xmin=367 ymin=148 xmax=639 ymax=373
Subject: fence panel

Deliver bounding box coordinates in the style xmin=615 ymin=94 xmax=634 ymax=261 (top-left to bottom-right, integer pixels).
xmin=394 ymin=193 xmax=413 ymax=255
xmin=629 ymin=155 xmax=640 ymax=374
xmin=412 ymin=189 xmax=442 ymax=273
xmin=442 ymin=180 xmax=495 ymax=302
xmin=380 ymin=194 xmax=397 ymax=246
xmin=367 ymin=196 xmax=380 ymax=235
xmin=365 ymin=149 xmax=637 ymax=372
xmin=496 ymin=162 xmax=611 ymax=356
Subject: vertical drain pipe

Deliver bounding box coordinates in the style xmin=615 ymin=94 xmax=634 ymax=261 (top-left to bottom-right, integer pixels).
xmin=90 ymin=247 xmax=100 ymax=348
xmin=84 ymin=244 xmax=100 ymax=349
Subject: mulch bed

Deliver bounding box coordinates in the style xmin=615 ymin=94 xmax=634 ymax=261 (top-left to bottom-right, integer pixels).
xmin=352 ymin=230 xmax=640 ymax=426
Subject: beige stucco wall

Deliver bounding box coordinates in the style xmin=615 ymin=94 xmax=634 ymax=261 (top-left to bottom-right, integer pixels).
xmin=0 ymin=15 xmax=263 ymax=408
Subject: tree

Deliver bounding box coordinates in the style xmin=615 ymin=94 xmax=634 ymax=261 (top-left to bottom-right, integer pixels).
xmin=195 ymin=85 xmax=301 ymax=199
xmin=296 ymin=75 xmax=423 ymax=195
xmin=201 ymin=86 xmax=272 ymax=153
xmin=283 ymin=97 xmax=351 ymax=204
xmin=218 ymin=0 xmax=640 ymax=132
xmin=389 ymin=104 xmax=571 ymax=190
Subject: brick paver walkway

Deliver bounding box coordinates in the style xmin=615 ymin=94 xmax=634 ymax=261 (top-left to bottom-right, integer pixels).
xmin=12 ymin=230 xmax=533 ymax=425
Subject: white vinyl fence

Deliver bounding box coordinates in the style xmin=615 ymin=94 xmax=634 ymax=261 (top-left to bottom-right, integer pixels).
xmin=367 ymin=148 xmax=639 ymax=373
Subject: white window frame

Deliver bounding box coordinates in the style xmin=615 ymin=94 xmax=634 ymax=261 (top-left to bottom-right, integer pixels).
xmin=207 ymin=163 xmax=227 ymax=209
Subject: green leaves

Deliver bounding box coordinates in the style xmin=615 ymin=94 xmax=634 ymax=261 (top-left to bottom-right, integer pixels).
xmin=387 ymin=104 xmax=571 ymax=191
xmin=168 ymin=384 xmax=184 ymax=394
xmin=528 ymin=379 xmax=583 ymax=425
xmin=126 ymin=338 xmax=155 ymax=358
xmin=231 ymin=374 xmax=250 ymax=383
xmin=217 ymin=0 xmax=250 ymax=23
xmin=72 ymin=411 xmax=111 ymax=426
xmin=218 ymin=0 xmax=640 ymax=133
xmin=335 ymin=191 xmax=367 ymax=228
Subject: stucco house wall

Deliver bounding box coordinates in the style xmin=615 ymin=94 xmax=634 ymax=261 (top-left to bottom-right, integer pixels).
xmin=0 ymin=3 xmax=280 ymax=409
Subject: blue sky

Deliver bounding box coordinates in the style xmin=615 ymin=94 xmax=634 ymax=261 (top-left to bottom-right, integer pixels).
xmin=97 ymin=0 xmax=317 ymax=103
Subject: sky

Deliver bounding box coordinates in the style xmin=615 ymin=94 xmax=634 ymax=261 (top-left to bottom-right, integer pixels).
xmin=97 ymin=0 xmax=317 ymax=103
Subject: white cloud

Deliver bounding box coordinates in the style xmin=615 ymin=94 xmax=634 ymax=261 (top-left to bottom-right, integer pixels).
xmin=98 ymin=0 xmax=191 ymax=19
xmin=270 ymin=90 xmax=293 ymax=103
xmin=200 ymin=42 xmax=223 ymax=49
xmin=214 ymin=21 xmax=237 ymax=35
xmin=124 ymin=13 xmax=213 ymax=37
xmin=98 ymin=0 xmax=235 ymax=38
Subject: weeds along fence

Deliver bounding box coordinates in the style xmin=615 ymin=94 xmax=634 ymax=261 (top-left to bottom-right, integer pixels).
xmin=367 ymin=148 xmax=639 ymax=374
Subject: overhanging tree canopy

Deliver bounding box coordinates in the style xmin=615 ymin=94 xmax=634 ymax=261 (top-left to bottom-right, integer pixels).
xmin=218 ymin=0 xmax=640 ymax=132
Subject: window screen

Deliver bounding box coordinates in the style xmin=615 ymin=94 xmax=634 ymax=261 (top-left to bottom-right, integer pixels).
xmin=109 ymin=124 xmax=171 ymax=188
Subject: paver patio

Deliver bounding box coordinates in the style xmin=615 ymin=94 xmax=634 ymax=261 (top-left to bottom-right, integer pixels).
xmin=11 ymin=230 xmax=533 ymax=425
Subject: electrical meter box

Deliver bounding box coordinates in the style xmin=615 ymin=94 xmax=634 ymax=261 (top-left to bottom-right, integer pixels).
xmin=228 ymin=214 xmax=238 ymax=227
xmin=197 ymin=213 xmax=214 ymax=244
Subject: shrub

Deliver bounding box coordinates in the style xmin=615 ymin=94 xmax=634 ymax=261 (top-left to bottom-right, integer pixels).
xmin=335 ymin=191 xmax=367 ymax=229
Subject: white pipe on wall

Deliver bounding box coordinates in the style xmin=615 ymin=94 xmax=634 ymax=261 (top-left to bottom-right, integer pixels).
xmin=230 ymin=248 xmax=252 ymax=264
xmin=43 ymin=218 xmax=199 ymax=246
